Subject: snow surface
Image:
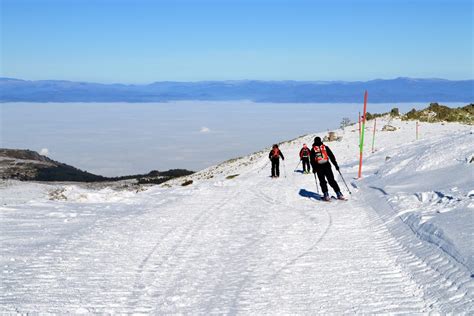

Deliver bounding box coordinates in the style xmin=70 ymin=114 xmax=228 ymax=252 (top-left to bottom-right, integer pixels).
xmin=1 ymin=119 xmax=473 ymax=313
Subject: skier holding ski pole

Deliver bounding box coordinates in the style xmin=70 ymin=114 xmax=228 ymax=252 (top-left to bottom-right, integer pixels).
xmin=310 ymin=137 xmax=346 ymax=201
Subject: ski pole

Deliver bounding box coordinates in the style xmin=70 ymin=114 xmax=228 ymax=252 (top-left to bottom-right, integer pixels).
xmin=313 ymin=172 xmax=320 ymax=195
xmin=283 ymin=160 xmax=287 ymax=178
xmin=338 ymin=170 xmax=352 ymax=195
xmin=294 ymin=160 xmax=301 ymax=172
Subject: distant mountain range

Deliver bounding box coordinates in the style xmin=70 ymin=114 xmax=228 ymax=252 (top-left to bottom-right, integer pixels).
xmin=1 ymin=77 xmax=472 ymax=103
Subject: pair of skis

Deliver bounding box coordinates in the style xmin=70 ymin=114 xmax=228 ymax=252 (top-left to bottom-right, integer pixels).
xmin=319 ymin=195 xmax=348 ymax=202
xmin=313 ymin=172 xmax=350 ymax=202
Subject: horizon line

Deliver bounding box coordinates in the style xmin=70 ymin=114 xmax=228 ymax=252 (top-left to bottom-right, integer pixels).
xmin=1 ymin=76 xmax=473 ymax=86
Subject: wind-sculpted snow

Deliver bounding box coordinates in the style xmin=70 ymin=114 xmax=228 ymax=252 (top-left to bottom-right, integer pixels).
xmin=0 ymin=119 xmax=472 ymax=313
xmin=49 ymin=185 xmax=139 ymax=203
xmin=364 ymin=127 xmax=474 ymax=275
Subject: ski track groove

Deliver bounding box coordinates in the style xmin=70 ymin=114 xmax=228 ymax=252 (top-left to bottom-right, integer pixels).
xmin=1 ymin=153 xmax=473 ymax=313
xmin=130 ymin=195 xmax=233 ymax=313
xmin=246 ymin=172 xmax=334 ymax=281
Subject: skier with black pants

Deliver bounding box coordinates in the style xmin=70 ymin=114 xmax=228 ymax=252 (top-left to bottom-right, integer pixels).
xmin=269 ymin=144 xmax=285 ymax=178
xmin=299 ymin=144 xmax=311 ymax=174
xmin=310 ymin=137 xmax=345 ymax=201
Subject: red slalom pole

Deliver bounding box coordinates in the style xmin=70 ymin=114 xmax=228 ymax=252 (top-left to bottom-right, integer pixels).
xmin=358 ymin=91 xmax=368 ymax=179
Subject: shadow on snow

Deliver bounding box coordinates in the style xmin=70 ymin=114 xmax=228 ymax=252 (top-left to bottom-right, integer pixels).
xmin=299 ymin=189 xmax=321 ymax=201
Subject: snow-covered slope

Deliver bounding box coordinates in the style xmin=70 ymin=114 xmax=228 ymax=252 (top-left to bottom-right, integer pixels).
xmin=0 ymin=119 xmax=472 ymax=313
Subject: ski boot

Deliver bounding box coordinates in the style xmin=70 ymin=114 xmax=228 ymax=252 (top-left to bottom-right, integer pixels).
xmin=336 ymin=192 xmax=347 ymax=200
xmin=323 ymin=192 xmax=331 ymax=201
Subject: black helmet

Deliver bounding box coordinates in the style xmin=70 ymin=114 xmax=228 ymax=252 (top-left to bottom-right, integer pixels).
xmin=314 ymin=137 xmax=322 ymax=145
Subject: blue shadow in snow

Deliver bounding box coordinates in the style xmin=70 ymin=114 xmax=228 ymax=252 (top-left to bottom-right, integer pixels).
xmin=299 ymin=189 xmax=321 ymax=201
xmin=294 ymin=170 xmax=304 ymax=174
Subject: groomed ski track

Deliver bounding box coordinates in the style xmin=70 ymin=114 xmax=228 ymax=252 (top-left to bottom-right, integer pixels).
xmin=1 ymin=121 xmax=473 ymax=313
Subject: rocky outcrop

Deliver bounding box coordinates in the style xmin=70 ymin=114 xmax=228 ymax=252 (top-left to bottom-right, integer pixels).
xmin=402 ymin=103 xmax=473 ymax=124
xmin=0 ymin=149 xmax=107 ymax=182
xmin=382 ymin=125 xmax=398 ymax=131
xmin=0 ymin=149 xmax=56 ymax=180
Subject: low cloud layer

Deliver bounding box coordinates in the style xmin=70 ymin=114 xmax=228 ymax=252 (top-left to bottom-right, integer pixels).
xmin=40 ymin=148 xmax=49 ymax=156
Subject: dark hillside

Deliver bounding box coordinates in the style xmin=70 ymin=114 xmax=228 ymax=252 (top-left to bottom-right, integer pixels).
xmin=0 ymin=149 xmax=193 ymax=183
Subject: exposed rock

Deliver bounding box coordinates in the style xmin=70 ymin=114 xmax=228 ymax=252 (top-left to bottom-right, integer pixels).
xmin=323 ymin=132 xmax=343 ymax=142
xmin=49 ymin=188 xmax=68 ymax=201
xmin=382 ymin=125 xmax=397 ymax=131
xmin=181 ymin=180 xmax=193 ymax=186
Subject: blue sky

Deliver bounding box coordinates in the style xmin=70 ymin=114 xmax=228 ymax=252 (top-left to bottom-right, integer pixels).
xmin=1 ymin=0 xmax=472 ymax=83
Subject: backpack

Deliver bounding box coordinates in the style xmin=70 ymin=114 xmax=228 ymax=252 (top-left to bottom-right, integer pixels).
xmin=272 ymin=148 xmax=280 ymax=158
xmin=301 ymin=148 xmax=310 ymax=157
xmin=313 ymin=145 xmax=329 ymax=164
